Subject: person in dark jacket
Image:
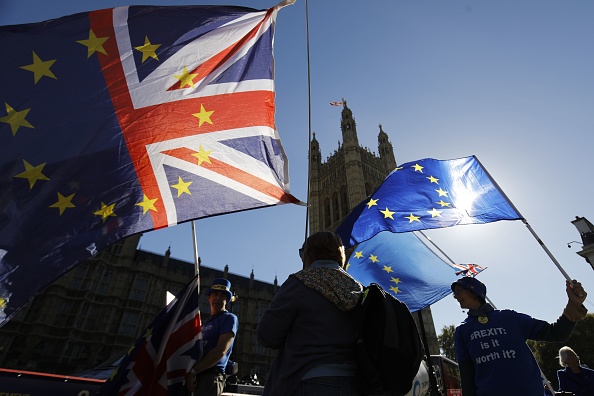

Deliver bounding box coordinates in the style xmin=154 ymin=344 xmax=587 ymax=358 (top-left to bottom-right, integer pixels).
xmin=451 ymin=277 xmax=587 ymax=396
xmin=257 ymin=231 xmax=363 ymax=396
xmin=557 ymin=345 xmax=594 ymax=396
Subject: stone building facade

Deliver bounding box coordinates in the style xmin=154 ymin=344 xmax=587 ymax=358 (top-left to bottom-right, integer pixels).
xmin=308 ymin=100 xmax=440 ymax=355
xmin=0 ymin=234 xmax=278 ymax=379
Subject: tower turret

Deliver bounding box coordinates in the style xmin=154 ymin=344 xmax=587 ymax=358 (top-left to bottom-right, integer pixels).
xmin=378 ymin=124 xmax=397 ymax=171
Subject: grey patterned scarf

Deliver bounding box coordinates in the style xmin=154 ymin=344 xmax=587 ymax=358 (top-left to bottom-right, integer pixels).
xmin=293 ymin=267 xmax=363 ymax=312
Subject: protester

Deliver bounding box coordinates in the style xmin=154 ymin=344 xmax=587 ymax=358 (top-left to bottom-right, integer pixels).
xmin=186 ymin=278 xmax=238 ymax=396
xmin=557 ymin=345 xmax=594 ymax=396
xmin=451 ymin=277 xmax=587 ymax=396
xmin=257 ymin=231 xmax=363 ymax=396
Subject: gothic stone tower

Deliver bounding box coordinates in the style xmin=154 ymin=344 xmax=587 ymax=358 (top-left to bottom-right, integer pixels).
xmin=308 ymin=100 xmax=440 ymax=355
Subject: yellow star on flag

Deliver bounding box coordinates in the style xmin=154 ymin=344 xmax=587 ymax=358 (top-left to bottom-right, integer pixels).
xmin=436 ymin=200 xmax=450 ymax=207
xmin=345 ymin=262 xmax=350 ymax=271
xmin=144 ymin=327 xmax=153 ymax=340
xmin=77 ymin=29 xmax=109 ymax=58
xmin=390 ymin=277 xmax=401 ymax=284
xmin=413 ymin=163 xmax=423 ymax=172
xmin=192 ymin=145 xmax=213 ymax=166
xmin=390 ymin=286 xmax=401 ymax=294
xmin=354 ymin=251 xmax=364 ymax=259
xmin=174 ymin=66 xmax=198 ymax=89
xmin=14 ymin=160 xmax=49 ymax=189
xmin=383 ymin=265 xmax=393 ymax=274
xmin=369 ymin=254 xmax=379 ymax=263
xmin=192 ymin=104 xmax=214 ymax=127
xmin=134 ymin=36 xmax=161 ymax=62
xmin=1 ymin=103 xmax=34 ymax=136
xmin=49 ymin=192 xmax=76 ymax=215
xmin=436 ymin=188 xmax=449 ymax=197
xmin=172 ymin=176 xmax=192 ymax=197
xmin=94 ymin=202 xmax=117 ymax=222
xmin=393 ymin=166 xmax=403 ymax=171
xmin=136 ymin=194 xmax=158 ymax=214
xmin=20 ymin=52 xmax=57 ymax=84
xmin=380 ymin=207 xmax=395 ymax=219
xmin=366 ymin=198 xmax=378 ymax=209
xmin=405 ymin=213 xmax=421 ymax=223
xmin=427 ymin=175 xmax=439 ymax=184
xmin=427 ymin=208 xmax=442 ymax=217
xmin=108 ymin=366 xmax=119 ymax=381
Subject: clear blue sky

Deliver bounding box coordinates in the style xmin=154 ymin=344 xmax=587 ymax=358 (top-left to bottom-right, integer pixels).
xmin=2 ymin=0 xmax=593 ymax=336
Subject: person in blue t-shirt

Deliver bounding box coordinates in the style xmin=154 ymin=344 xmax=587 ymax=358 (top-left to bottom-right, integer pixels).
xmin=186 ymin=278 xmax=239 ymax=396
xmin=557 ymin=345 xmax=594 ymax=396
xmin=451 ymin=277 xmax=587 ymax=396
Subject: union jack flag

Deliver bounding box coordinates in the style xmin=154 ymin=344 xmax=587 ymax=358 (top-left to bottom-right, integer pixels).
xmin=0 ymin=2 xmax=299 ymax=325
xmin=98 ymin=275 xmax=202 ymax=396
xmin=329 ymin=101 xmax=343 ymax=106
xmin=452 ymin=263 xmax=486 ymax=277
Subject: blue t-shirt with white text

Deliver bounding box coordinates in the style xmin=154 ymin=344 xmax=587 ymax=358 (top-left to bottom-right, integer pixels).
xmin=454 ymin=309 xmax=546 ymax=396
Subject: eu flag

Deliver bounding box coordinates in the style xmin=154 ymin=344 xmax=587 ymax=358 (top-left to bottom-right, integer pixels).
xmin=0 ymin=3 xmax=298 ymax=325
xmin=336 ymin=156 xmax=522 ymax=248
xmin=346 ymin=231 xmax=485 ymax=312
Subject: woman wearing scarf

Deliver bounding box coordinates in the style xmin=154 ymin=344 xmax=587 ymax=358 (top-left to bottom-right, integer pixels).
xmin=257 ymin=231 xmax=363 ymax=396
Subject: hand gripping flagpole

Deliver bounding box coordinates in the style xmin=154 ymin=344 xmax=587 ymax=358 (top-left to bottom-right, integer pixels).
xmin=473 ymin=156 xmax=572 ymax=283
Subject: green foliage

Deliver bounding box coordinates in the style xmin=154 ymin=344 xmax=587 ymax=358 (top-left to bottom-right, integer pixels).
xmin=529 ymin=314 xmax=594 ymax=390
xmin=438 ymin=324 xmax=456 ymax=361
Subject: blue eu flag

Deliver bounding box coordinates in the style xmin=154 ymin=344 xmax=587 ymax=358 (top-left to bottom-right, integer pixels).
xmin=337 ymin=156 xmax=522 ymax=248
xmin=346 ymin=231 xmax=484 ymax=312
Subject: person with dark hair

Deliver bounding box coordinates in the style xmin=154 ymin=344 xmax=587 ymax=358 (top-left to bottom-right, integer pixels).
xmin=257 ymin=231 xmax=363 ymax=396
xmin=186 ymin=278 xmax=238 ymax=396
xmin=557 ymin=345 xmax=594 ymax=396
xmin=451 ymin=277 xmax=587 ymax=396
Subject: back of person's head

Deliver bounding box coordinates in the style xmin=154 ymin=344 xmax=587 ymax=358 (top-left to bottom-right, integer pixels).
xmin=301 ymin=231 xmax=345 ymax=266
xmin=558 ymin=346 xmax=577 ymax=367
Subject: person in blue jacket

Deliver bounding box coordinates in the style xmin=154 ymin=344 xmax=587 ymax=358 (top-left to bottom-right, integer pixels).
xmin=186 ymin=278 xmax=238 ymax=396
xmin=557 ymin=346 xmax=594 ymax=396
xmin=451 ymin=277 xmax=587 ymax=396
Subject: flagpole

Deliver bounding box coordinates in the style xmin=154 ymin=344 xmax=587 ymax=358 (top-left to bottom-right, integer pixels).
xmin=303 ymin=0 xmax=312 ymax=242
xmin=415 ymin=311 xmax=440 ymax=396
xmin=473 ymin=156 xmax=572 ymax=282
xmin=416 ymin=230 xmax=457 ymax=266
xmin=191 ymin=221 xmax=200 ymax=275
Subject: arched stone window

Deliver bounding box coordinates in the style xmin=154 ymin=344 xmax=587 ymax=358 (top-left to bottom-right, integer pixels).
xmin=341 ymin=186 xmax=349 ymax=217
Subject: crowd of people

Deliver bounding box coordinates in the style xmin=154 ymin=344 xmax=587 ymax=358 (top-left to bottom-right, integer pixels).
xmin=183 ymin=230 xmax=590 ymax=396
